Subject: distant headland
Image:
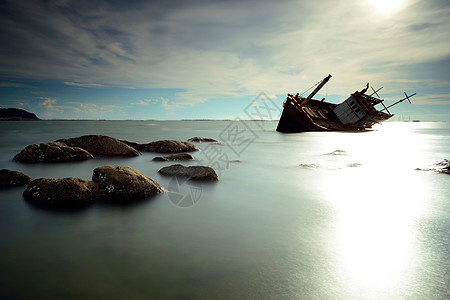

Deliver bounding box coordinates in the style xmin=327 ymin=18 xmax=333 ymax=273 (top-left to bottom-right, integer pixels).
xmin=0 ymin=108 xmax=40 ymax=121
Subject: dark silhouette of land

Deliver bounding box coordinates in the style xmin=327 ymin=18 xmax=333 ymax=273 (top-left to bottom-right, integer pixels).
xmin=0 ymin=108 xmax=39 ymax=120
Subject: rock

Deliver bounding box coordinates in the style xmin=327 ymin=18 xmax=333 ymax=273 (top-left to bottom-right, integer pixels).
xmin=416 ymin=159 xmax=450 ymax=174
xmin=0 ymin=169 xmax=31 ymax=187
xmin=127 ymin=140 xmax=199 ymax=153
xmin=158 ymin=164 xmax=218 ymax=181
xmin=324 ymin=150 xmax=347 ymax=156
xmin=57 ymin=135 xmax=140 ymax=157
xmin=153 ymin=153 xmax=194 ymax=161
xmin=120 ymin=140 xmax=141 ymax=150
xmin=23 ymin=178 xmax=101 ymax=209
xmin=444 ymin=166 xmax=450 ymax=174
xmin=187 ymin=137 xmax=219 ymax=143
xmin=92 ymin=165 xmax=164 ymax=201
xmin=434 ymin=159 xmax=450 ymax=174
xmin=13 ymin=142 xmax=94 ymax=163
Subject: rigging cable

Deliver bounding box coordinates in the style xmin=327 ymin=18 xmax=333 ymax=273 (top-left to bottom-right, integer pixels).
xmin=300 ymin=79 xmax=321 ymax=96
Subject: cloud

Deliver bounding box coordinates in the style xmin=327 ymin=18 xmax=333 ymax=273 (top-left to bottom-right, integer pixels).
xmin=412 ymin=93 xmax=450 ymax=105
xmin=0 ymin=0 xmax=449 ymax=110
xmin=132 ymin=98 xmax=161 ymax=106
xmin=13 ymin=100 xmax=30 ymax=108
xmin=64 ymin=81 xmax=106 ymax=88
xmin=131 ymin=97 xmax=184 ymax=110
xmin=0 ymin=82 xmax=34 ymax=88
xmin=36 ymin=96 xmax=119 ymax=118
xmin=67 ymin=102 xmax=119 ymax=115
xmin=39 ymin=97 xmax=61 ymax=112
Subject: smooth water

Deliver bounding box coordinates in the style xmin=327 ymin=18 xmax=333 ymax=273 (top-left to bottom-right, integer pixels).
xmin=0 ymin=120 xmax=449 ymax=299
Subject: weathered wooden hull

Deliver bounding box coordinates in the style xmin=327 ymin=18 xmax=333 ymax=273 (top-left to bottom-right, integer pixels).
xmin=276 ymin=105 xmax=324 ymax=132
xmin=276 ymin=96 xmax=392 ymax=133
xmin=276 ymin=74 xmax=401 ymax=133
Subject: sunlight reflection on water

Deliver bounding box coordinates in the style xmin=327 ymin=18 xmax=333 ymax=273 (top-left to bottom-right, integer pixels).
xmin=317 ymin=123 xmax=432 ymax=298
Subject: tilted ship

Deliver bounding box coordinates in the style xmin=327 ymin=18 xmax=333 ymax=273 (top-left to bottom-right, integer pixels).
xmin=276 ymin=74 xmax=415 ymax=132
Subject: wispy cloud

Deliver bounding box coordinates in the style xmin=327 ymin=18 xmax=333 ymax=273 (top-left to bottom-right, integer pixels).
xmin=13 ymin=100 xmax=30 ymax=108
xmin=64 ymin=82 xmax=106 ymax=88
xmin=67 ymin=102 xmax=119 ymax=115
xmin=412 ymin=93 xmax=450 ymax=105
xmin=39 ymin=97 xmax=61 ymax=112
xmin=132 ymin=97 xmax=186 ymax=110
xmin=36 ymin=96 xmax=120 ymax=118
xmin=0 ymin=82 xmax=34 ymax=88
xmin=132 ymin=98 xmax=162 ymax=106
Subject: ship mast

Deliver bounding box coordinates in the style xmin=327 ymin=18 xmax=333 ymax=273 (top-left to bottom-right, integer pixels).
xmin=301 ymin=74 xmax=332 ymax=106
xmin=380 ymin=92 xmax=416 ymax=112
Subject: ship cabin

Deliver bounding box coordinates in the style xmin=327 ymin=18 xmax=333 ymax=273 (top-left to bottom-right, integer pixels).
xmin=332 ymin=91 xmax=392 ymax=129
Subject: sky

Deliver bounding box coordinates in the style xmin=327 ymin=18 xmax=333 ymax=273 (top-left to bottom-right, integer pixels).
xmin=0 ymin=0 xmax=449 ymax=120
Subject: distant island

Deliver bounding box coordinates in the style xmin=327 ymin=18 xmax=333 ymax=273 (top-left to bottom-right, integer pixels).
xmin=0 ymin=108 xmax=40 ymax=121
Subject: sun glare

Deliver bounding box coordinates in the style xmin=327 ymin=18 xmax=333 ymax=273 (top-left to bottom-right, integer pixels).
xmin=366 ymin=0 xmax=405 ymax=14
xmin=315 ymin=123 xmax=430 ymax=296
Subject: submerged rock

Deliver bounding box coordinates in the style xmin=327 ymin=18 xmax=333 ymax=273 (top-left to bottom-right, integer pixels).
xmin=153 ymin=153 xmax=194 ymax=161
xmin=0 ymin=169 xmax=31 ymax=187
xmin=324 ymin=150 xmax=347 ymax=156
xmin=13 ymin=142 xmax=94 ymax=163
xmin=92 ymin=165 xmax=164 ymax=201
xmin=57 ymin=135 xmax=140 ymax=157
xmin=346 ymin=163 xmax=362 ymax=168
xmin=23 ymin=178 xmax=101 ymax=209
xmin=433 ymin=159 xmax=450 ymax=174
xmin=187 ymin=137 xmax=219 ymax=143
xmin=128 ymin=140 xmax=199 ymax=153
xmin=416 ymin=159 xmax=450 ymax=174
xmin=299 ymin=163 xmax=321 ymax=169
xmin=158 ymin=164 xmax=218 ymax=181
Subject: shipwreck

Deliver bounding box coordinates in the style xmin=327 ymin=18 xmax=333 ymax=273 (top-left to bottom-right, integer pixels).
xmin=276 ymin=74 xmax=415 ymax=132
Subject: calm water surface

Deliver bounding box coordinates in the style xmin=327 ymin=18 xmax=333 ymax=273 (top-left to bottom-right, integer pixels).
xmin=0 ymin=120 xmax=449 ymax=299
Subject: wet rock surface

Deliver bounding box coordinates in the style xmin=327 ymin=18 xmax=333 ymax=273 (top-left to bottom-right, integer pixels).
xmin=416 ymin=159 xmax=450 ymax=174
xmin=93 ymin=165 xmax=164 ymax=201
xmin=13 ymin=142 xmax=94 ymax=163
xmin=0 ymin=169 xmax=31 ymax=187
xmin=158 ymin=164 xmax=218 ymax=181
xmin=152 ymin=153 xmax=194 ymax=161
xmin=23 ymin=177 xmax=101 ymax=209
xmin=128 ymin=140 xmax=199 ymax=153
xmin=13 ymin=136 xmax=201 ymax=162
xmin=187 ymin=137 xmax=219 ymax=143
xmin=57 ymin=135 xmax=140 ymax=157
xmin=323 ymin=150 xmax=347 ymax=156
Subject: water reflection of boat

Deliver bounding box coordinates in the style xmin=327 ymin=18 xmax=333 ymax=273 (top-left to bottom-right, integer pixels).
xmin=276 ymin=74 xmax=416 ymax=133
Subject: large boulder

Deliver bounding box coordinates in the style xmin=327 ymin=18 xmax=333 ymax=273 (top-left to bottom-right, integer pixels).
xmin=152 ymin=153 xmax=194 ymax=161
xmin=158 ymin=164 xmax=218 ymax=181
xmin=23 ymin=178 xmax=101 ymax=209
xmin=13 ymin=142 xmax=94 ymax=163
xmin=0 ymin=169 xmax=31 ymax=187
xmin=124 ymin=140 xmax=199 ymax=153
xmin=57 ymin=135 xmax=140 ymax=157
xmin=92 ymin=165 xmax=164 ymax=201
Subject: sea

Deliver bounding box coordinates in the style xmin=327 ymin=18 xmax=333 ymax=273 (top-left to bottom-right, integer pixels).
xmin=0 ymin=120 xmax=449 ymax=300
